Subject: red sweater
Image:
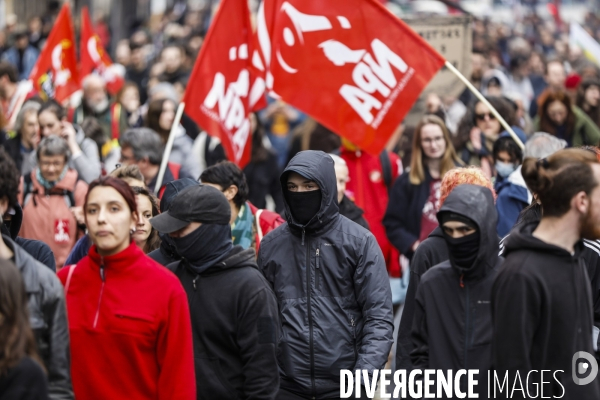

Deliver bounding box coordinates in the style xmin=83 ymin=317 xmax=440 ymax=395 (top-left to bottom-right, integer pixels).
xmin=58 ymin=243 xmax=196 ymax=400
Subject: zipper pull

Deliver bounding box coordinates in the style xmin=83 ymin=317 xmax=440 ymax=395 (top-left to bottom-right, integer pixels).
xmin=459 ymin=273 xmax=464 ymax=288
xmin=301 ymin=229 xmax=305 ymax=246
xmin=351 ymin=317 xmax=355 ymax=327
xmin=193 ymin=275 xmax=199 ymax=291
xmin=100 ymin=258 xmax=105 ymax=282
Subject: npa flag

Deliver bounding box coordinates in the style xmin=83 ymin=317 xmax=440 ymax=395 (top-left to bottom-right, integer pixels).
xmin=182 ymin=0 xmax=265 ymax=168
xmin=257 ymin=0 xmax=446 ymax=155
xmin=80 ymin=6 xmax=124 ymax=95
xmin=29 ymin=3 xmax=79 ymax=103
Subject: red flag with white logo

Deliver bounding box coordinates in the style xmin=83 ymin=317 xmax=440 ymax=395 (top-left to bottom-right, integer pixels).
xmin=182 ymin=0 xmax=265 ymax=168
xmin=257 ymin=0 xmax=445 ymax=155
xmin=80 ymin=6 xmax=124 ymax=95
xmin=29 ymin=3 xmax=80 ymax=103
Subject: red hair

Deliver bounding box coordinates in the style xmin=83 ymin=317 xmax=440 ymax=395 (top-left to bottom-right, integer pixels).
xmin=84 ymin=176 xmax=138 ymax=215
xmin=439 ymin=167 xmax=496 ymax=207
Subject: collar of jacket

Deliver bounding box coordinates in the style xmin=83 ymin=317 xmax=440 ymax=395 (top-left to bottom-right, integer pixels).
xmin=32 ymin=168 xmax=78 ymax=193
xmin=2 ymin=234 xmax=40 ymax=294
xmin=504 ymin=220 xmax=586 ymax=259
xmin=280 ymin=150 xmax=339 ymax=236
xmin=88 ymin=241 xmax=144 ymax=274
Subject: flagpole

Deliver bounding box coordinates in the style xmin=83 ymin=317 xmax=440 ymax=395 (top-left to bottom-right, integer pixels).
xmin=444 ymin=60 xmax=525 ymax=150
xmin=154 ymin=102 xmax=186 ymax=195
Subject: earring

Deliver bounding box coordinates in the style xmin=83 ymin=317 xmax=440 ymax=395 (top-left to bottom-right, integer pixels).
xmin=130 ymin=228 xmax=136 ymax=235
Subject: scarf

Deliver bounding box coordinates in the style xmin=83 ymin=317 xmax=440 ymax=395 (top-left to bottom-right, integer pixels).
xmin=231 ymin=203 xmax=255 ymax=250
xmin=36 ymin=166 xmax=68 ymax=190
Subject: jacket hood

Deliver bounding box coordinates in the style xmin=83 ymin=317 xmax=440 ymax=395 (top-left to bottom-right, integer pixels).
xmin=281 ymin=150 xmax=339 ymax=233
xmin=427 ymin=226 xmax=445 ymax=240
xmin=1 ymin=203 xmax=24 ymax=239
xmin=503 ymin=219 xmax=583 ymax=259
xmin=437 ymin=184 xmax=499 ymax=280
xmin=199 ymin=246 xmax=257 ymax=275
xmin=481 ymin=69 xmax=510 ymax=95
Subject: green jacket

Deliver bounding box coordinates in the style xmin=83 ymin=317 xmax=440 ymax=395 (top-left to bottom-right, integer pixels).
xmin=533 ymin=105 xmax=600 ymax=147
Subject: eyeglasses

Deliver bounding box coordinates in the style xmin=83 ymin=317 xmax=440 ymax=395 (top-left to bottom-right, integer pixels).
xmin=421 ymin=136 xmax=445 ymax=145
xmin=475 ymin=112 xmax=496 ymax=122
xmin=40 ymin=160 xmax=65 ymax=168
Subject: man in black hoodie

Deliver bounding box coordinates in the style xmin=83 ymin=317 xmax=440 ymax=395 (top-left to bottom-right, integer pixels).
xmin=493 ymin=148 xmax=600 ymax=399
xmin=150 ymin=184 xmax=280 ymax=399
xmin=396 ymin=167 xmax=494 ymax=373
xmin=411 ymin=184 xmax=500 ymax=396
xmin=258 ymin=150 xmax=393 ymax=399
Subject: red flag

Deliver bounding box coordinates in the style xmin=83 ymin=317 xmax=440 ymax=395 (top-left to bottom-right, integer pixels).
xmin=80 ymin=6 xmax=124 ymax=95
xmin=257 ymin=0 xmax=445 ymax=155
xmin=182 ymin=0 xmax=265 ymax=168
xmin=29 ymin=3 xmax=80 ymax=103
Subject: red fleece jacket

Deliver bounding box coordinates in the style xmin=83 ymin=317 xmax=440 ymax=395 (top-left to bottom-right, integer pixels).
xmin=58 ymin=242 xmax=195 ymax=400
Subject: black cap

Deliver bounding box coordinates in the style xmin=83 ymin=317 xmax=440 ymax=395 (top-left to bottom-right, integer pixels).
xmin=160 ymin=178 xmax=199 ymax=213
xmin=438 ymin=212 xmax=477 ymax=229
xmin=150 ymin=184 xmax=230 ymax=233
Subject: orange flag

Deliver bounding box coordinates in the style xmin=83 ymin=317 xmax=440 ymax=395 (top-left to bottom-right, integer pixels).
xmin=80 ymin=6 xmax=124 ymax=95
xmin=29 ymin=3 xmax=80 ymax=103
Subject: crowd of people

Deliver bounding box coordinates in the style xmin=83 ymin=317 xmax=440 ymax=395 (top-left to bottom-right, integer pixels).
xmin=2 ymin=3 xmax=600 ymax=400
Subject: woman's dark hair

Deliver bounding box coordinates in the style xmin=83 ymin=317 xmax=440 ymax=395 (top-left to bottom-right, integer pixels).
xmin=576 ymin=79 xmax=600 ymax=127
xmin=0 ymin=148 xmax=20 ymax=209
xmin=537 ymin=89 xmax=576 ymax=138
xmin=116 ymin=82 xmax=140 ymax=104
xmin=84 ymin=176 xmax=138 ymax=216
xmin=131 ymin=186 xmax=161 ymax=254
xmin=454 ymin=96 xmax=516 ymax=151
xmin=145 ymin=98 xmax=171 ymax=142
xmin=493 ymin=136 xmax=523 ymax=163
xmin=0 ymin=259 xmax=43 ymax=375
xmin=200 ymin=161 xmax=249 ymax=208
xmin=521 ymin=148 xmax=598 ymax=217
xmin=38 ymin=99 xmax=66 ymax=120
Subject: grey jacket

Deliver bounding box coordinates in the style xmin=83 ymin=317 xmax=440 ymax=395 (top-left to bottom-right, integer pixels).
xmin=4 ymin=235 xmax=73 ymax=399
xmin=70 ymin=125 xmax=101 ymax=183
xmin=258 ymin=151 xmax=393 ymax=399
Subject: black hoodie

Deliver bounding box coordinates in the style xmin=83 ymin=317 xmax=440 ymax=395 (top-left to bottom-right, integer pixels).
xmin=2 ymin=203 xmax=56 ymax=271
xmin=411 ymin=184 xmax=501 ymax=396
xmin=258 ymin=150 xmax=393 ymax=398
xmin=168 ymin=245 xmax=280 ymax=399
xmin=493 ymin=221 xmax=600 ymax=399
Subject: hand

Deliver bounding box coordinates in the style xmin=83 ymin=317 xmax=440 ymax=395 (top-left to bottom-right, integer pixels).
xmin=470 ymin=127 xmax=482 ymax=151
xmin=426 ymin=93 xmax=442 ymax=113
xmin=60 ymin=121 xmax=77 ymax=144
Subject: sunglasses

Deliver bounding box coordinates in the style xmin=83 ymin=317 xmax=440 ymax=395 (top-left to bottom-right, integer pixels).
xmin=475 ymin=112 xmax=496 ymax=121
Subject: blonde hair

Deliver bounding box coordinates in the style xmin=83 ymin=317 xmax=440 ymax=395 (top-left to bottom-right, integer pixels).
xmin=409 ymin=115 xmax=462 ymax=185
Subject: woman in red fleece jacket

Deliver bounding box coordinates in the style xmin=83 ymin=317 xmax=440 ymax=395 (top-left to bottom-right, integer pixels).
xmin=57 ymin=177 xmax=195 ymax=400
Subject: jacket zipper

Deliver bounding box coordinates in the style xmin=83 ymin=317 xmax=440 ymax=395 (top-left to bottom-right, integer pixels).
xmin=306 ymin=238 xmax=316 ymax=397
xmin=93 ymin=258 xmax=106 ymax=329
xmin=351 ymin=316 xmax=358 ymax=363
xmin=315 ymin=248 xmax=320 ymax=291
xmin=464 ymin=280 xmax=469 ymax=369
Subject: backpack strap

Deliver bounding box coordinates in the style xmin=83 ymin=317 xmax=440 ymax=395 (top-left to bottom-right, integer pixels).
xmin=379 ymin=151 xmax=392 ymax=191
xmin=64 ymin=264 xmax=78 ymax=294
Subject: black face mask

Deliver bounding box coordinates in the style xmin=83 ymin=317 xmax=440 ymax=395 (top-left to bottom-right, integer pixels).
xmin=285 ymin=190 xmax=322 ymax=225
xmin=171 ymin=223 xmax=233 ymax=274
xmin=445 ymin=231 xmax=480 ymax=271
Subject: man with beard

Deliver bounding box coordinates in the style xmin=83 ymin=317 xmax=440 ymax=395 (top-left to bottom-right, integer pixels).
xmin=493 ymin=148 xmax=600 ymax=398
xmin=258 ymin=151 xmax=393 ymax=399
xmin=72 ymin=74 xmax=114 ymax=140
xmin=150 ymin=184 xmax=280 ymax=399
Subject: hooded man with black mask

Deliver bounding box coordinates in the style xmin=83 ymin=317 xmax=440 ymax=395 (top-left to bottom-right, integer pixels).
xmin=411 ymin=184 xmax=501 ymax=397
xmin=150 ymin=184 xmax=280 ymax=399
xmin=258 ymin=150 xmax=393 ymax=399
xmin=147 ymin=178 xmax=198 ymax=266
